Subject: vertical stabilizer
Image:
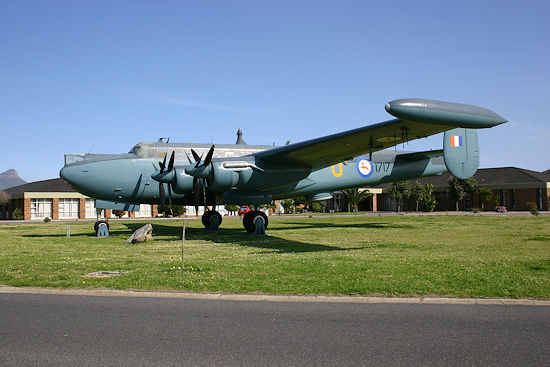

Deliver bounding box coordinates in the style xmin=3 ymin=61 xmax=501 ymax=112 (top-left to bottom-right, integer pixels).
xmin=443 ymin=128 xmax=479 ymax=179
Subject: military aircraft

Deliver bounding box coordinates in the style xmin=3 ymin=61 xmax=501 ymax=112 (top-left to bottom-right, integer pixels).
xmin=60 ymin=98 xmax=506 ymax=232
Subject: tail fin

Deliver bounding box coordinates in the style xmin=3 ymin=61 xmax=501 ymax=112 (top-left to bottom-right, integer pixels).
xmin=443 ymin=128 xmax=479 ymax=179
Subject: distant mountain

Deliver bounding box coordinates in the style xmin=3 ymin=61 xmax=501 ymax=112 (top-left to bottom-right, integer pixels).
xmin=0 ymin=169 xmax=27 ymax=190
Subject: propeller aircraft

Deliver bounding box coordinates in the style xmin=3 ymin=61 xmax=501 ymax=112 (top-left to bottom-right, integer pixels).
xmin=60 ymin=98 xmax=507 ymax=232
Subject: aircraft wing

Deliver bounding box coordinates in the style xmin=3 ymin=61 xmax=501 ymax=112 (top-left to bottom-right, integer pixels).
xmin=254 ymin=99 xmax=506 ymax=169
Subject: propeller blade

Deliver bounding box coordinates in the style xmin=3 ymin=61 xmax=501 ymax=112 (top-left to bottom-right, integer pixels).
xmin=191 ymin=149 xmax=201 ymax=163
xmin=159 ymin=154 xmax=167 ymax=173
xmin=204 ymin=145 xmax=215 ymax=166
xmin=159 ymin=183 xmax=165 ymax=206
xmin=167 ymin=183 xmax=173 ymax=208
xmin=202 ymin=178 xmax=207 ymax=207
xmin=193 ymin=177 xmax=200 ymax=216
xmin=184 ymin=151 xmax=193 ymax=165
xmin=193 ymin=177 xmax=200 ymax=206
xmin=167 ymin=151 xmax=175 ymax=172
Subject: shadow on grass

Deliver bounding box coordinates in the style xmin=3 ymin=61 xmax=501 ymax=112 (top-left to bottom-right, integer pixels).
xmin=122 ymin=223 xmax=366 ymax=253
xmin=20 ymin=220 xmax=402 ymax=253
xmin=271 ymin=221 xmax=417 ymax=230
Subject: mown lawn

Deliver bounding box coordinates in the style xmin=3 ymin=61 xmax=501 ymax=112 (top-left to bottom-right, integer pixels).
xmin=0 ymin=215 xmax=548 ymax=298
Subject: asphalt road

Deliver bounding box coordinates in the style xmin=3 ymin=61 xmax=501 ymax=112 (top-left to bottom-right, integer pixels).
xmin=1 ymin=293 xmax=548 ymax=366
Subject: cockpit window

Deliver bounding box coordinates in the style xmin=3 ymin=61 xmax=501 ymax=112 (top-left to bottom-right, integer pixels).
xmin=129 ymin=143 xmax=155 ymax=158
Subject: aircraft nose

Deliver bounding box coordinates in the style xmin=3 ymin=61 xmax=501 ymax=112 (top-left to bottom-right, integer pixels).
xmin=59 ymin=166 xmax=69 ymax=181
xmin=59 ymin=165 xmax=80 ymax=186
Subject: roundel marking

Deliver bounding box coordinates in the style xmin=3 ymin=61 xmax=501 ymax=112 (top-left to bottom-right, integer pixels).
xmin=356 ymin=157 xmax=373 ymax=178
xmin=331 ymin=163 xmax=343 ymax=178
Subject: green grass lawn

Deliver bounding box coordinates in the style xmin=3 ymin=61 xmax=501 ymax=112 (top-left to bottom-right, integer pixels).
xmin=0 ymin=215 xmax=549 ymax=298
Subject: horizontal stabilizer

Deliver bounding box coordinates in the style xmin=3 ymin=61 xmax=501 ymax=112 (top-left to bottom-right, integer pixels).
xmin=396 ymin=150 xmax=443 ymax=161
xmin=443 ymin=128 xmax=479 ymax=179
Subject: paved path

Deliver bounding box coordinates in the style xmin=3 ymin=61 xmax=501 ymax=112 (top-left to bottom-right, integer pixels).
xmin=1 ymin=290 xmax=548 ymax=366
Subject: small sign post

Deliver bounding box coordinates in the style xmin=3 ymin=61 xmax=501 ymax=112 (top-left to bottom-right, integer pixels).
xmin=181 ymin=216 xmax=186 ymax=270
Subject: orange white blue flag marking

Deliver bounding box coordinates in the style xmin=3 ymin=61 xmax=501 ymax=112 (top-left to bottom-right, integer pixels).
xmin=450 ymin=135 xmax=463 ymax=147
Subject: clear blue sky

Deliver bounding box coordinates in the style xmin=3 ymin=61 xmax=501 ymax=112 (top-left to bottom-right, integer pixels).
xmin=1 ymin=0 xmax=549 ymax=182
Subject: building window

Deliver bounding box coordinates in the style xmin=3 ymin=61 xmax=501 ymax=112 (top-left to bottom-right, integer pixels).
xmin=501 ymin=189 xmax=506 ymax=206
xmin=510 ymin=189 xmax=516 ymax=210
xmin=30 ymin=199 xmax=52 ymax=219
xmin=59 ymin=198 xmax=79 ymax=219
xmin=135 ymin=204 xmax=152 ymax=218
xmin=85 ymin=199 xmax=97 ymax=219
xmin=537 ymin=188 xmax=543 ymax=209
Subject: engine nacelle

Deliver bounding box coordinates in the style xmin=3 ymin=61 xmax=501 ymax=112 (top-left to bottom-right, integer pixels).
xmin=171 ymin=170 xmax=195 ymax=194
xmin=208 ymin=164 xmax=240 ymax=191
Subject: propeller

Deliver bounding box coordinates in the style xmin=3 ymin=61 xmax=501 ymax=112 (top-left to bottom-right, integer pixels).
xmin=187 ymin=145 xmax=215 ymax=214
xmin=152 ymin=146 xmax=216 ymax=216
xmin=152 ymin=151 xmax=175 ymax=214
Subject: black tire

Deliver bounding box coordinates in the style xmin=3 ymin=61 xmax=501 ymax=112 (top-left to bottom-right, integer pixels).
xmin=243 ymin=210 xmax=268 ymax=232
xmin=202 ymin=210 xmax=222 ymax=228
xmin=243 ymin=211 xmax=253 ymax=232
xmin=94 ymin=220 xmax=109 ymax=234
xmin=201 ymin=211 xmax=213 ymax=227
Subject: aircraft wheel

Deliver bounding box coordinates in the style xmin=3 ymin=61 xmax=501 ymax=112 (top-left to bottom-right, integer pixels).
xmin=243 ymin=210 xmax=268 ymax=232
xmin=94 ymin=220 xmax=109 ymax=234
xmin=202 ymin=210 xmax=222 ymax=229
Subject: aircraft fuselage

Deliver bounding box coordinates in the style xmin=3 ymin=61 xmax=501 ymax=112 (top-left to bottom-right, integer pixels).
xmin=60 ymin=148 xmax=446 ymax=206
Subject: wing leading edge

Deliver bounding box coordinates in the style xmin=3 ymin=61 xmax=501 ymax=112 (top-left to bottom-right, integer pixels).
xmin=254 ymin=98 xmax=506 ymax=169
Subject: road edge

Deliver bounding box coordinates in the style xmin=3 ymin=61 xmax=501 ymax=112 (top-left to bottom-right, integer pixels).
xmin=1 ymin=286 xmax=549 ymax=305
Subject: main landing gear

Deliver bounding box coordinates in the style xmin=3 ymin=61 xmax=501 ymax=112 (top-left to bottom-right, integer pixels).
xmin=200 ymin=209 xmax=268 ymax=233
xmin=242 ymin=210 xmax=268 ymax=233
xmin=201 ymin=210 xmax=222 ymax=230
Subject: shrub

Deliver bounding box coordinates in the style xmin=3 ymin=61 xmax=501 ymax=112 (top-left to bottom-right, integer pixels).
xmin=224 ymin=205 xmax=239 ymax=215
xmin=495 ymin=206 xmax=507 ymax=213
xmin=527 ymin=201 xmax=539 ymax=216
xmin=43 ymin=217 xmax=51 ymax=223
xmin=311 ymin=202 xmax=325 ymax=213
xmin=112 ymin=210 xmax=126 ymax=218
xmin=422 ymin=194 xmax=437 ymax=212
xmin=171 ymin=205 xmax=186 ymax=217
xmin=13 ymin=208 xmax=23 ymax=220
xmin=280 ymin=199 xmax=295 ymax=214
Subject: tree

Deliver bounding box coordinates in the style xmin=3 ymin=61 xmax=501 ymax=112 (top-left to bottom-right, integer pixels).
xmin=388 ymin=181 xmax=411 ymax=212
xmin=448 ymin=176 xmax=478 ymax=211
xmin=280 ymin=199 xmax=295 ymax=214
xmin=410 ymin=182 xmax=424 ymax=211
xmin=419 ymin=184 xmax=437 ymax=212
xmin=0 ymin=190 xmax=8 ymax=206
xmin=478 ymin=187 xmax=493 ymax=210
xmin=342 ymin=188 xmax=372 ymax=212
xmin=224 ymin=205 xmax=239 ymax=216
